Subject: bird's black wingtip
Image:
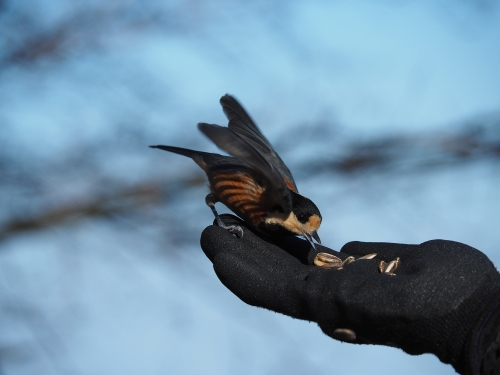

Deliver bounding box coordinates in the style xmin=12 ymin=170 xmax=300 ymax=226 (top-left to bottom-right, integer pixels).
xmin=198 ymin=123 xmax=221 ymax=132
xmin=149 ymin=145 xmax=159 ymax=149
xmin=220 ymin=94 xmax=236 ymax=105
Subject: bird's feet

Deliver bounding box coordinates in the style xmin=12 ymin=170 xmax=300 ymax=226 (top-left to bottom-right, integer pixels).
xmin=206 ymin=193 xmax=243 ymax=238
xmin=221 ymin=224 xmax=244 ymax=239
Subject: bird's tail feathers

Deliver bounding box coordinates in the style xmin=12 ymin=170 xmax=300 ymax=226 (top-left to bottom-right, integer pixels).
xmin=149 ymin=145 xmax=201 ymax=158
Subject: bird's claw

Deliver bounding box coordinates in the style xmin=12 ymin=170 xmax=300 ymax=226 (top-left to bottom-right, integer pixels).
xmin=222 ymin=225 xmax=243 ymax=239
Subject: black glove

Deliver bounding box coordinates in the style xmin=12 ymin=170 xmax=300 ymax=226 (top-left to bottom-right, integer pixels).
xmin=200 ymin=215 xmax=500 ymax=375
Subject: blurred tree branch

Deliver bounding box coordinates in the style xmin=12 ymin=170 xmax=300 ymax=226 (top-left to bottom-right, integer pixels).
xmin=0 ymin=0 xmax=207 ymax=68
xmin=0 ymin=176 xmax=204 ymax=243
xmin=0 ymin=116 xmax=498 ymax=244
xmin=301 ymin=117 xmax=500 ymax=175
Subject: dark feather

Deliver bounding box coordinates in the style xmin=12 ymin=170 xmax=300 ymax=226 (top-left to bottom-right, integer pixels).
xmin=149 ymin=145 xmax=247 ymax=170
xmin=220 ymin=95 xmax=298 ymax=192
xmin=149 ymin=145 xmax=201 ymax=158
xmin=198 ymin=123 xmax=292 ymax=213
xmin=220 ymin=95 xmax=274 ymax=149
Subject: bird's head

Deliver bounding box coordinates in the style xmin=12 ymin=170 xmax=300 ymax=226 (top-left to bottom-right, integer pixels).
xmin=263 ymin=192 xmax=322 ymax=249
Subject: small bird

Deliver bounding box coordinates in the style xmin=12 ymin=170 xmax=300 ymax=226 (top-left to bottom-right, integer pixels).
xmin=150 ymin=94 xmax=322 ymax=249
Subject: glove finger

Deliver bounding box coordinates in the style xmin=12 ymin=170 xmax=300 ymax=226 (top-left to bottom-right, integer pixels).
xmin=269 ymin=234 xmax=347 ymax=266
xmin=209 ymin=214 xmax=348 ymax=265
xmin=213 ymin=252 xmax=313 ymax=320
xmin=341 ymin=241 xmax=419 ymax=260
xmin=201 ymin=225 xmax=240 ymax=263
xmin=204 ymin=214 xmax=347 ymax=269
xmin=202 ymin=224 xmax=314 ymax=278
xmin=217 ymin=213 xmax=321 ymax=265
xmin=201 ymin=214 xmax=255 ymax=263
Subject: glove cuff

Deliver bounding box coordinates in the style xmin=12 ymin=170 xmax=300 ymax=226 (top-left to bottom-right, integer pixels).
xmin=394 ymin=273 xmax=500 ymax=375
xmin=472 ymin=299 xmax=500 ymax=375
xmin=461 ymin=274 xmax=500 ymax=375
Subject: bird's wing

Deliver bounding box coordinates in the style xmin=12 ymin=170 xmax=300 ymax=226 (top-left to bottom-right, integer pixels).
xmin=198 ymin=123 xmax=293 ymax=213
xmin=220 ymin=94 xmax=298 ymax=193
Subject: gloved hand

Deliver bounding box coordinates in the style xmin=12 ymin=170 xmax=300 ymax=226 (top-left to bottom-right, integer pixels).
xmin=201 ymin=215 xmax=500 ymax=375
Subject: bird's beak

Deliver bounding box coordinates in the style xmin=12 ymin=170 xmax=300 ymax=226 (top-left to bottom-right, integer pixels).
xmin=303 ymin=232 xmax=319 ymax=250
xmin=312 ymin=231 xmax=321 ymax=244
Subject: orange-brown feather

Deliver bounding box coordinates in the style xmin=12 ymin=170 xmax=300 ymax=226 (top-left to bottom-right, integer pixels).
xmin=210 ymin=171 xmax=268 ymax=226
xmin=283 ymin=178 xmax=297 ymax=193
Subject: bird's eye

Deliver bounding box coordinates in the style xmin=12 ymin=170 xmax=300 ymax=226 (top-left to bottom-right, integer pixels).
xmin=297 ymin=213 xmax=307 ymax=223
